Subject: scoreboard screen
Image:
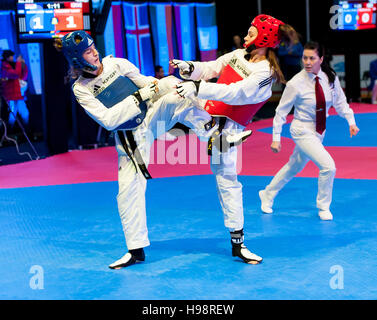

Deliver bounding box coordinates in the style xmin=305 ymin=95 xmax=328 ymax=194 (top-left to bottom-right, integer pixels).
xmin=336 ymin=0 xmax=377 ymax=30
xmin=16 ymin=0 xmax=92 ymax=42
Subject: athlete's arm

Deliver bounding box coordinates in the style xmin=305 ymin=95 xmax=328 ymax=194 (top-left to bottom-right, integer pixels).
xmin=171 ymin=50 xmax=236 ymax=81
xmin=197 ymin=68 xmax=273 ymax=105
xmin=114 ymin=57 xmax=159 ymax=90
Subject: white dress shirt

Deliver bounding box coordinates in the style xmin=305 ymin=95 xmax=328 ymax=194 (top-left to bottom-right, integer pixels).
xmin=272 ymin=68 xmax=356 ymax=141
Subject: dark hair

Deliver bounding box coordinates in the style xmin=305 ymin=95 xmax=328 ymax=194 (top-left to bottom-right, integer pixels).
xmin=155 ymin=65 xmax=163 ymax=72
xmin=304 ymin=41 xmax=336 ymax=85
xmin=2 ymin=49 xmax=15 ymax=61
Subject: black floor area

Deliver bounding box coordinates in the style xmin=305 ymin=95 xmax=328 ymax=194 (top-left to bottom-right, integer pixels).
xmin=0 ymin=140 xmax=49 ymax=166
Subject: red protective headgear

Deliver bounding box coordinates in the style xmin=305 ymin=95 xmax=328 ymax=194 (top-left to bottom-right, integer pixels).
xmin=244 ymin=14 xmax=285 ymax=50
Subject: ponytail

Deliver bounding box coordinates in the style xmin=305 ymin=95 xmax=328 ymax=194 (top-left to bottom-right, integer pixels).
xmin=304 ymin=41 xmax=336 ymax=85
xmin=278 ymin=24 xmax=300 ymax=48
xmin=266 ymin=48 xmax=286 ymax=84
xmin=321 ymin=62 xmax=336 ymax=86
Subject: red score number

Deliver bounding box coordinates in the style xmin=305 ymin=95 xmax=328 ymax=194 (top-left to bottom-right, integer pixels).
xmin=54 ymin=8 xmax=83 ymax=31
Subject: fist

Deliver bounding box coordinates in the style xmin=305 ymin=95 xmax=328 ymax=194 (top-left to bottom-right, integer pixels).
xmin=349 ymin=125 xmax=359 ymax=138
xmin=176 ymin=81 xmax=198 ymax=98
xmin=270 ymin=141 xmax=281 ymax=153
xmin=139 ymin=81 xmax=159 ymax=102
xmin=169 ymin=59 xmax=194 ymax=79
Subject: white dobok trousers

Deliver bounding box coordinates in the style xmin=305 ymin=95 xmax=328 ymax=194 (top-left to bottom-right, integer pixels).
xmin=209 ymin=118 xmax=245 ymax=232
xmin=116 ymin=92 xmax=214 ymax=250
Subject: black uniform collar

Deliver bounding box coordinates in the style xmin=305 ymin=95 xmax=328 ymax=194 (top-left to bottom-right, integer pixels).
xmin=82 ymin=71 xmax=98 ymax=79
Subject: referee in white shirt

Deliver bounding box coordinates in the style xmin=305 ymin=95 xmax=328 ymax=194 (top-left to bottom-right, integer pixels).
xmin=259 ymin=41 xmax=360 ymax=220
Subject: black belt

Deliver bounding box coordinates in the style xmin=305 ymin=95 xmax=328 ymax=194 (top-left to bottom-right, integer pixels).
xmin=207 ymin=117 xmax=227 ymax=156
xmin=117 ymin=130 xmax=152 ymax=180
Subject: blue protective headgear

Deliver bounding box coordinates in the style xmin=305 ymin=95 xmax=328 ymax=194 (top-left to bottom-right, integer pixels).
xmin=62 ymin=30 xmax=101 ymax=71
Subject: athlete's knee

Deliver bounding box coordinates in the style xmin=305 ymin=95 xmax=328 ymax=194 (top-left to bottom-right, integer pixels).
xmin=215 ymin=174 xmax=241 ymax=192
xmin=320 ymin=162 xmax=336 ymax=175
xmin=324 ymin=166 xmax=336 ymax=174
xmin=210 ymin=161 xmax=237 ymax=177
xmin=117 ymin=177 xmax=138 ymax=203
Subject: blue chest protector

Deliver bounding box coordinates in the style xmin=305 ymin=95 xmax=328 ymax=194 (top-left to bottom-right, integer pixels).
xmin=95 ymin=76 xmax=147 ymax=130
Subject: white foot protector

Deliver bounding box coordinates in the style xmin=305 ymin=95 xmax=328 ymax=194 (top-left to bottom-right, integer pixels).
xmin=319 ymin=210 xmax=333 ymax=221
xmin=259 ymin=190 xmax=273 ymax=214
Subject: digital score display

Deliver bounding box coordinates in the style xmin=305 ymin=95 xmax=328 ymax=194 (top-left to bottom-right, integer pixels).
xmin=16 ymin=0 xmax=92 ymax=41
xmin=337 ymin=0 xmax=377 ymax=30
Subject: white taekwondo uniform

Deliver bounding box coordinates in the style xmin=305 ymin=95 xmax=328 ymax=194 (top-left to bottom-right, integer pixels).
xmin=187 ymin=48 xmax=274 ymax=231
xmin=73 ymin=56 xmax=215 ymax=250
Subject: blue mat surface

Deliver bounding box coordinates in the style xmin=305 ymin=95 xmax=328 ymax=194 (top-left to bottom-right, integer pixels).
xmin=1 ymin=175 xmax=376 ymax=300
xmin=258 ymin=113 xmax=377 ymax=147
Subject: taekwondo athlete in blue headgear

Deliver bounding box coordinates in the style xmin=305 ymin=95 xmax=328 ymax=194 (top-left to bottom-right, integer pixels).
xmin=59 ymin=30 xmax=231 ymax=269
xmin=61 ymin=30 xmax=101 ymax=71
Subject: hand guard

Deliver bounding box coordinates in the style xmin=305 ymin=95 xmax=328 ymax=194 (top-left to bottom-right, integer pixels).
xmin=170 ymin=59 xmax=195 ymax=79
xmin=176 ymin=81 xmax=201 ymax=98
xmin=157 ymin=75 xmax=182 ymax=97
xmin=134 ymin=81 xmax=159 ymax=103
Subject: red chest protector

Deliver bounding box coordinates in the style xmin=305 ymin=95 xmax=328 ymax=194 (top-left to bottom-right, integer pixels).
xmin=204 ymin=56 xmax=268 ymax=127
